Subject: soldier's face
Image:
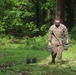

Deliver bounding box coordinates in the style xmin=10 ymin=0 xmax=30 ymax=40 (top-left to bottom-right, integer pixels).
xmin=55 ymin=20 xmax=60 ymax=27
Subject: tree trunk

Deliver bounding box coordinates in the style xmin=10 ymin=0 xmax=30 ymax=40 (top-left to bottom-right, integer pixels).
xmin=35 ymin=0 xmax=39 ymax=28
xmin=65 ymin=0 xmax=76 ymax=30
xmin=56 ymin=0 xmax=65 ymax=23
xmin=74 ymin=0 xmax=76 ymax=24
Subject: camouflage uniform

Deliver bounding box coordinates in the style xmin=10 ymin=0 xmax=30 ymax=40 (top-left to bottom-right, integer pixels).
xmin=48 ymin=23 xmax=69 ymax=62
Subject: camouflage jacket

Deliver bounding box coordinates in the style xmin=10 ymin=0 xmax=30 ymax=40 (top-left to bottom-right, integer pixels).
xmin=48 ymin=23 xmax=69 ymax=45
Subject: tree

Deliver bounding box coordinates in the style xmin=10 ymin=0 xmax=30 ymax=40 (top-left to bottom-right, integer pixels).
xmin=65 ymin=0 xmax=76 ymax=29
xmin=56 ymin=0 xmax=65 ymax=23
xmin=56 ymin=0 xmax=76 ymax=30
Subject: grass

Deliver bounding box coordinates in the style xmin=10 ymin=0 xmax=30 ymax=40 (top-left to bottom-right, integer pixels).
xmin=0 ymin=44 xmax=76 ymax=75
xmin=0 ymin=36 xmax=76 ymax=75
xmin=0 ymin=48 xmax=51 ymax=75
xmin=0 ymin=49 xmax=50 ymax=65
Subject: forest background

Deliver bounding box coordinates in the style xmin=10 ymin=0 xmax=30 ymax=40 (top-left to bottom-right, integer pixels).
xmin=0 ymin=0 xmax=76 ymax=75
xmin=0 ymin=0 xmax=76 ymax=38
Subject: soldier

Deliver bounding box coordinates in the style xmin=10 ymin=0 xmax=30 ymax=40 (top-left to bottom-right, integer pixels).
xmin=48 ymin=18 xmax=69 ymax=63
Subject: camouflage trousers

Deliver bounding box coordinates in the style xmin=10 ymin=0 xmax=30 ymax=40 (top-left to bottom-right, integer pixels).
xmin=51 ymin=44 xmax=64 ymax=59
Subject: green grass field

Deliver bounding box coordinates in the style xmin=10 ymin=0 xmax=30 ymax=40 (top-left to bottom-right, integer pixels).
xmin=0 ymin=36 xmax=76 ymax=75
xmin=0 ymin=44 xmax=76 ymax=75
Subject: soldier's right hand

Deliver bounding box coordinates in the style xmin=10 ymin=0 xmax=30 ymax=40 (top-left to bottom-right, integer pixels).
xmin=48 ymin=41 xmax=51 ymax=46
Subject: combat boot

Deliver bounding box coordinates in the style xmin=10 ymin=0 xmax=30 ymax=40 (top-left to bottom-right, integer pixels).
xmin=51 ymin=58 xmax=55 ymax=64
